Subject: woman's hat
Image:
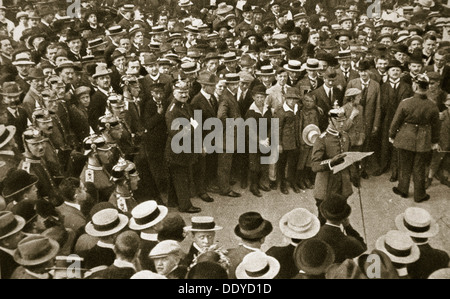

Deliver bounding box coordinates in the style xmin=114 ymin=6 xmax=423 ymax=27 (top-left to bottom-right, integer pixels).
xmin=0 ymin=211 xmax=26 ymax=240
xmin=216 ymin=3 xmax=234 ymax=15
xmin=279 ymin=208 xmax=320 ymax=240
xmin=395 ymin=207 xmax=439 ymax=239
xmin=14 ymin=235 xmax=60 ymax=266
xmin=375 ymin=230 xmax=420 ymax=264
xmin=85 ymin=208 xmax=129 ymax=237
xmin=235 ymin=251 xmax=280 ymax=279
xmin=283 ymin=60 xmax=302 ymax=72
xmin=319 ymin=194 xmax=351 ymax=222
xmin=185 ymin=216 xmax=223 ymax=232
xmin=294 ymin=238 xmax=335 ymax=275
xmin=0 ymin=123 xmax=16 ymax=149
xmin=234 ymin=212 xmax=273 ymax=240
xmin=129 ymin=200 xmax=168 ymax=231
xmin=302 ymin=124 xmax=321 ymax=147
xmin=2 ymin=169 xmax=38 ymax=199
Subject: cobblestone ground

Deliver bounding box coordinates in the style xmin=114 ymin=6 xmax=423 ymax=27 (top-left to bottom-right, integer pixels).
xmin=167 ymin=172 xmax=450 ymax=257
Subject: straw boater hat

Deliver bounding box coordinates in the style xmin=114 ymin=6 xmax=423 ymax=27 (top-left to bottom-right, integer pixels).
xmin=184 ymin=216 xmax=223 ymax=232
xmin=0 ymin=124 xmax=16 ymax=149
xmin=129 ymin=200 xmax=168 ymax=231
xmin=302 ymin=124 xmax=320 ymax=147
xmin=0 ymin=211 xmax=26 ymax=240
xmin=85 ymin=208 xmax=129 ymax=237
xmin=14 ymin=235 xmax=60 ymax=266
xmin=395 ymin=207 xmax=439 ymax=239
xmin=283 ymin=60 xmax=302 ymax=72
xmin=180 ymin=61 xmax=200 ymax=74
xmin=279 ymin=208 xmax=320 ymax=240
xmin=255 ymin=65 xmax=276 ymax=76
xmin=106 ymin=25 xmax=127 ymax=36
xmin=304 ymin=58 xmax=320 ymax=70
xmin=375 ymin=230 xmax=420 ymax=264
xmin=235 ymin=251 xmax=280 ymax=279
xmin=12 ymin=52 xmax=35 ymax=66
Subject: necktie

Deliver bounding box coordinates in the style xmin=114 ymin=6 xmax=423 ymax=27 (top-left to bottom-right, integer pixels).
xmin=210 ymin=96 xmax=218 ymax=112
xmin=311 ymin=79 xmax=317 ymax=90
xmin=328 ymin=89 xmax=333 ymax=102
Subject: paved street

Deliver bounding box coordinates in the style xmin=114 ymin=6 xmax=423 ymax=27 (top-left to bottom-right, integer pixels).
xmin=169 ymin=172 xmax=450 ymax=258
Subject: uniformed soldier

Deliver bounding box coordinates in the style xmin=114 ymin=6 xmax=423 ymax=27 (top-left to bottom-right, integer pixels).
xmin=108 ymin=157 xmax=139 ymax=215
xmin=311 ymin=103 xmax=353 ymax=225
xmin=79 ymin=134 xmax=115 ymax=203
xmin=165 ymin=80 xmax=201 ymax=214
xmin=31 ymin=108 xmax=65 ymax=182
xmin=389 ymin=74 xmax=441 ymax=203
xmin=19 ymin=126 xmax=63 ymax=207
xmin=98 ymin=108 xmax=126 ymax=170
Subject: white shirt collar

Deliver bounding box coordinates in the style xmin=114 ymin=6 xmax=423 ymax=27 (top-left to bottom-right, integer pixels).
xmin=325 ymin=222 xmax=345 ymax=233
xmin=193 ymin=242 xmax=204 ymax=253
xmin=249 ymin=102 xmax=269 ymax=116
xmin=283 ymin=102 xmax=298 ymax=114
xmin=97 ymin=87 xmax=111 ymax=96
xmin=97 ymin=240 xmax=115 ymax=249
xmin=360 ymin=78 xmax=370 ymax=85
xmin=240 ymin=243 xmax=261 ymax=252
xmin=323 ymin=84 xmax=331 ymax=94
xmin=140 ymin=232 xmax=158 ymax=241
xmin=113 ymin=259 xmax=136 ymax=270
xmin=200 ymin=89 xmax=211 ymax=100
xmin=64 ymin=201 xmax=81 ymax=211
xmin=149 ymin=73 xmax=160 ymax=81
xmin=396 ymin=267 xmax=408 ymax=277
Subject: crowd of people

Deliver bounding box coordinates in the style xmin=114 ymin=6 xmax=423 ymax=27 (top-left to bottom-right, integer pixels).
xmin=0 ymin=0 xmax=449 ymax=279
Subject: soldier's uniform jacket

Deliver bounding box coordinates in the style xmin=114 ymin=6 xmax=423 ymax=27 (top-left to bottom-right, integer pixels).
xmin=390 ymin=93 xmax=440 ymax=152
xmin=311 ymin=128 xmax=353 ymax=200
xmin=80 ymin=164 xmax=113 ymax=192
xmin=108 ymin=191 xmax=137 ymax=216
xmin=18 ymin=155 xmax=62 ymax=206
xmin=165 ymin=100 xmax=199 ymax=167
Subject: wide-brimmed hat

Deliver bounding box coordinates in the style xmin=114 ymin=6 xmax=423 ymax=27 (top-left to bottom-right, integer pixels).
xmin=234 ymin=212 xmax=273 ymax=240
xmin=55 ymin=60 xmax=82 ymax=73
xmin=85 ymin=208 xmax=129 ymax=237
xmin=279 ymin=208 xmax=320 ymax=240
xmin=294 ymin=238 xmax=335 ymax=275
xmin=0 ymin=211 xmax=26 ymax=240
xmin=14 ymin=235 xmax=59 ymax=266
xmin=92 ymin=63 xmax=112 ymax=78
xmin=184 ymin=216 xmax=223 ymax=232
xmin=216 ymin=2 xmax=234 ymax=15
xmin=255 ymin=65 xmax=276 ymax=76
xmin=197 ymin=71 xmax=219 ymax=86
xmin=129 ymin=200 xmax=168 ymax=231
xmin=0 ymin=124 xmax=16 ymax=149
xmin=375 ymin=230 xmax=420 ymax=264
xmin=395 ymin=207 xmax=439 ymax=239
xmin=27 ymin=67 xmax=46 ymax=80
xmin=2 ymin=169 xmax=39 ymax=199
xmin=0 ymin=81 xmax=23 ymax=97
xmin=302 ymin=124 xmax=320 ymax=147
xmin=284 ymin=60 xmax=302 ymax=72
xmin=319 ymin=194 xmax=351 ymax=222
xmin=235 ymin=251 xmax=280 ymax=279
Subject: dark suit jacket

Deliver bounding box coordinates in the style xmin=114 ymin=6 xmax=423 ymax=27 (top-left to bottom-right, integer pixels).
xmin=425 ymin=64 xmax=450 ymax=94
xmin=83 ymin=244 xmax=116 ymax=269
xmin=217 ymin=89 xmax=242 ymax=152
xmin=0 ymin=249 xmax=19 ymax=279
xmin=68 ymin=104 xmax=90 ymax=146
xmin=179 ymin=243 xmax=200 ymax=269
xmin=309 ymin=85 xmax=344 ymax=131
xmin=56 ymin=202 xmax=87 ymax=236
xmin=266 ymin=244 xmax=298 ymax=279
xmin=335 ymin=68 xmax=360 ymax=90
xmin=314 ymin=224 xmax=367 ymax=264
xmin=141 ymin=97 xmax=169 ymax=160
xmin=407 ymin=244 xmax=450 ymax=279
xmin=138 ymin=239 xmax=158 ymax=272
xmin=236 ymin=87 xmax=254 ymax=117
xmin=88 ymin=90 xmax=109 ymax=132
xmin=140 ymin=73 xmax=173 ymax=101
xmin=191 ymin=91 xmax=218 ymax=139
xmin=91 ymin=264 xmax=136 ymax=279
xmin=110 ymin=66 xmax=123 ymax=95
xmin=21 ymin=88 xmax=43 ymax=119
xmin=296 ymin=76 xmax=324 ymax=95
